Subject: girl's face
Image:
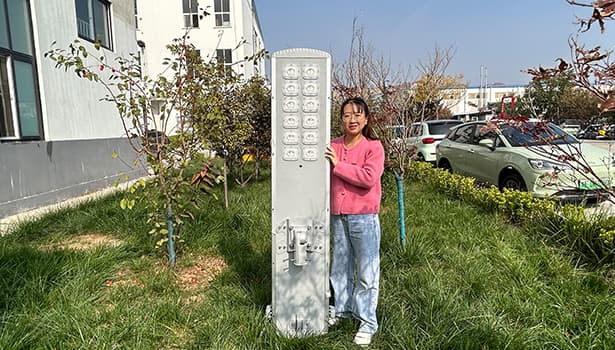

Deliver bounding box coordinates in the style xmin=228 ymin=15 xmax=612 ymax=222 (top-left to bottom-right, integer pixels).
xmin=342 ymin=103 xmax=367 ymax=137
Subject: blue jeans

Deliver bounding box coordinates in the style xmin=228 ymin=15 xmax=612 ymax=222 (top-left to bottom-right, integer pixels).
xmin=330 ymin=214 xmax=380 ymax=335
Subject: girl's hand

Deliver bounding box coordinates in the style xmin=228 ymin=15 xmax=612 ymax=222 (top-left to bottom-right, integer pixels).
xmin=325 ymin=146 xmax=338 ymax=166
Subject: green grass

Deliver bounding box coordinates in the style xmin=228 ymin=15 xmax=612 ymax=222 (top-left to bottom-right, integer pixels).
xmin=1 ymin=172 xmax=615 ymax=349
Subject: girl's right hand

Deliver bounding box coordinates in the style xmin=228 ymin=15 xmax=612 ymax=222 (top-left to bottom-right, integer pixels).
xmin=325 ymin=146 xmax=338 ymax=166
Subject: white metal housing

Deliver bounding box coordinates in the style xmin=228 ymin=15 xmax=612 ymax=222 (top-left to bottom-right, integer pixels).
xmin=271 ymin=48 xmax=331 ymax=337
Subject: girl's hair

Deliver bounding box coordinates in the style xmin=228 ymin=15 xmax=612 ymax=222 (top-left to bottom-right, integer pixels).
xmin=340 ymin=97 xmax=379 ymax=140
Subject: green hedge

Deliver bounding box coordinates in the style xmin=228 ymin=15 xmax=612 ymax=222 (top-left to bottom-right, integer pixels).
xmin=407 ymin=161 xmax=615 ymax=267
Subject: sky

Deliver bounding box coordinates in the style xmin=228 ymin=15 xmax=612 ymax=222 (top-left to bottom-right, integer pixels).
xmin=255 ymin=0 xmax=612 ymax=87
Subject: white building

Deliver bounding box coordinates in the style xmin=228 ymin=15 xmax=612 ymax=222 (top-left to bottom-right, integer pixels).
xmin=447 ymin=84 xmax=527 ymax=120
xmin=134 ymin=0 xmax=266 ymax=133
xmin=0 ymin=0 xmax=143 ymax=218
xmin=0 ymin=0 xmax=267 ymax=219
xmin=135 ymin=0 xmax=265 ymax=83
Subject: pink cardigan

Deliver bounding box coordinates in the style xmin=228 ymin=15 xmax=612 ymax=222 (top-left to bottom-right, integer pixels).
xmin=330 ymin=136 xmax=385 ymax=215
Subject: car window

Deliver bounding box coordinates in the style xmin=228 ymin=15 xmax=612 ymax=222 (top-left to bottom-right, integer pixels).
xmin=448 ymin=124 xmax=475 ymax=144
xmin=427 ymin=121 xmax=464 ymax=135
xmin=500 ymin=122 xmax=578 ymax=146
xmin=477 ymin=128 xmax=505 ymax=147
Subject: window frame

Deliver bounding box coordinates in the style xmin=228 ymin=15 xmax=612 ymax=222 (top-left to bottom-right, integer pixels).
xmin=182 ymin=0 xmax=199 ymax=28
xmin=214 ymin=0 xmax=231 ymax=27
xmin=449 ymin=124 xmax=476 ymax=144
xmin=75 ymin=0 xmax=113 ymax=50
xmin=0 ymin=0 xmax=43 ymax=141
xmin=216 ymin=48 xmax=233 ymax=76
xmin=0 ymin=54 xmax=16 ymax=138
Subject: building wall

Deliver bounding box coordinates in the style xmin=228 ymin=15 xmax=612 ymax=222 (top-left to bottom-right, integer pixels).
xmin=0 ymin=0 xmax=145 ymax=218
xmin=447 ymin=85 xmax=527 ymax=119
xmin=136 ymin=0 xmax=265 ymax=81
xmin=33 ymin=0 xmax=138 ymax=140
xmin=0 ymin=138 xmax=142 ymax=217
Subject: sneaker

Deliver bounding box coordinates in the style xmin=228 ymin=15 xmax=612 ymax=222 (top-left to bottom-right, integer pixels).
xmin=327 ymin=305 xmax=338 ymax=326
xmin=353 ymin=331 xmax=373 ymax=346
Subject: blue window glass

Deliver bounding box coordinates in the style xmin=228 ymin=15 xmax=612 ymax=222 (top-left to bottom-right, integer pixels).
xmin=0 ymin=1 xmax=8 ymax=49
xmin=7 ymin=0 xmax=33 ymax=55
xmin=14 ymin=60 xmax=40 ymax=138
xmin=76 ymin=0 xmax=112 ymax=49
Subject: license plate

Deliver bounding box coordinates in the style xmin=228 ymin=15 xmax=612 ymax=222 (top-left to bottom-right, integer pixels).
xmin=579 ymin=178 xmax=610 ymax=190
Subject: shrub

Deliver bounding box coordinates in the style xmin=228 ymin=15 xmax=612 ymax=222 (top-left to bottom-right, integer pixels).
xmin=407 ymin=161 xmax=615 ymax=266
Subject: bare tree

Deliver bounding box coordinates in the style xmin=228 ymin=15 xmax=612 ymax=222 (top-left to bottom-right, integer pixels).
xmin=527 ymin=1 xmax=615 ymax=112
xmin=332 ymin=21 xmax=464 ymax=245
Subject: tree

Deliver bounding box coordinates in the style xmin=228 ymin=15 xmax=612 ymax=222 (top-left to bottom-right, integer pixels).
xmin=189 ymin=62 xmax=252 ymax=208
xmin=44 ymin=32 xmax=266 ymax=267
xmin=559 ymin=88 xmax=601 ymax=121
xmin=234 ymin=75 xmax=271 ymax=185
xmin=525 ymin=1 xmax=615 ymax=113
xmin=516 ymin=70 xmax=576 ymax=120
xmin=332 ymin=20 xmax=464 ymax=246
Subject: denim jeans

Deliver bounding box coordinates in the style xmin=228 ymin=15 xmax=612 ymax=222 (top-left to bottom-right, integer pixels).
xmin=330 ymin=213 xmax=380 ymax=335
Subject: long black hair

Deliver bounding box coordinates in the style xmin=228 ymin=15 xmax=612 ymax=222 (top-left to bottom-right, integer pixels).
xmin=340 ymin=97 xmax=379 ymax=140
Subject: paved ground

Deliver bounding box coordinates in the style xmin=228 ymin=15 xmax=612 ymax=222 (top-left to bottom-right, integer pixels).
xmin=584 ymin=139 xmax=615 ymax=152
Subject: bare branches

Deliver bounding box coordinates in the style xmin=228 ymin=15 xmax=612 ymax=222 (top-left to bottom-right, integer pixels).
xmin=525 ymin=2 xmax=615 ymax=113
xmin=567 ymin=0 xmax=615 ymax=32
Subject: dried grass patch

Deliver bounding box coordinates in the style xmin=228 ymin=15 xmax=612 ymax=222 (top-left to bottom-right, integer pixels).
xmin=40 ymin=233 xmax=123 ymax=251
xmin=176 ymin=255 xmax=227 ymax=303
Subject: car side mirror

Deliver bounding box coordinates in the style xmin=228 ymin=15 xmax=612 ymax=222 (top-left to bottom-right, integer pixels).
xmin=478 ymin=138 xmax=495 ymax=150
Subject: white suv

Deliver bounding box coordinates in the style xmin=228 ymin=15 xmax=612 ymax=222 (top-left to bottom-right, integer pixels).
xmin=408 ymin=119 xmax=464 ymax=162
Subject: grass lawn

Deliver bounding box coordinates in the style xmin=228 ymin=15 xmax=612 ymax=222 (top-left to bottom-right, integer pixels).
xmin=1 ymin=172 xmax=615 ymax=349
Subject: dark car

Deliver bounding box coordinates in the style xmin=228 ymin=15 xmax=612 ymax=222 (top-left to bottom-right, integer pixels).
xmin=578 ymin=124 xmax=607 ymax=140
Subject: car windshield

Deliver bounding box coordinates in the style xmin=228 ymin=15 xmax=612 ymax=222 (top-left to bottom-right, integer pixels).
xmin=427 ymin=121 xmax=463 ymax=135
xmin=499 ymin=122 xmax=578 ymax=146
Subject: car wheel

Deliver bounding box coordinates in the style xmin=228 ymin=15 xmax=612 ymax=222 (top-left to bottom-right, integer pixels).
xmin=500 ymin=173 xmax=527 ymax=191
xmin=438 ymin=159 xmax=452 ymax=172
xmin=417 ymin=153 xmax=425 ymax=162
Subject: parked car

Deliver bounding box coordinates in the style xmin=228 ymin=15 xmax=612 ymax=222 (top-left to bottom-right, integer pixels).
xmin=436 ymin=120 xmax=614 ymax=201
xmin=407 ymin=119 xmax=464 ymax=162
xmin=557 ymin=119 xmax=583 ymax=137
xmin=578 ymin=124 xmax=608 ymax=140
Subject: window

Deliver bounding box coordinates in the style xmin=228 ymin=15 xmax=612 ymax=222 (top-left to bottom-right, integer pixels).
xmin=216 ymin=49 xmax=232 ymax=76
xmin=75 ymin=0 xmax=112 ymax=49
xmin=133 ymin=0 xmax=138 ymax=29
xmin=0 ymin=0 xmax=42 ymax=140
xmin=449 ymin=125 xmax=475 ymax=144
xmin=182 ymin=0 xmax=199 ymax=28
xmin=478 ymin=129 xmax=504 ymax=148
xmin=214 ymin=0 xmax=230 ymax=27
xmin=427 ymin=121 xmax=463 ymax=135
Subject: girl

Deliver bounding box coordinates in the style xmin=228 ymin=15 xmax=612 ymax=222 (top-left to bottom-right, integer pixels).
xmin=325 ymin=97 xmax=385 ymax=346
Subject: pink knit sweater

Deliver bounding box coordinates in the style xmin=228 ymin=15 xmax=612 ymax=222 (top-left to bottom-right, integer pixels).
xmin=330 ymin=136 xmax=385 ymax=215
